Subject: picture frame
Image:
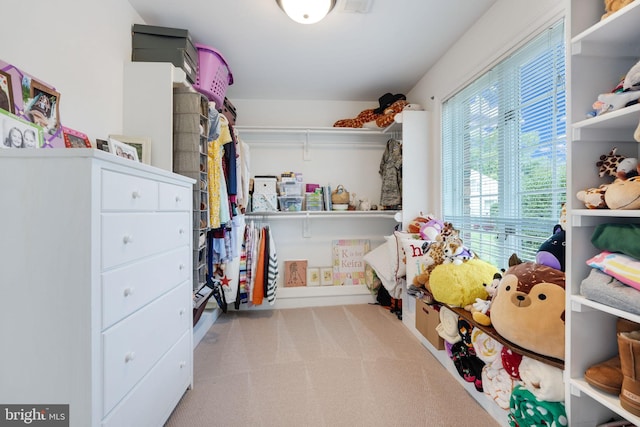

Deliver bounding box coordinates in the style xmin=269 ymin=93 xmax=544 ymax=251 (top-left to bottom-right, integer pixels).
xmin=307 ymin=268 xmax=320 ymax=287
xmin=108 ymin=137 xmax=139 ymax=161
xmin=108 ymin=134 xmax=151 ymax=164
xmin=0 ymin=69 xmax=15 ymax=114
xmin=95 ymin=138 xmax=110 ymax=152
xmin=0 ymin=108 xmax=43 ymax=149
xmin=284 ymin=260 xmax=307 ymax=287
xmin=320 ymin=267 xmax=333 ymax=286
xmin=27 ymin=80 xmax=60 ymax=134
xmin=61 ymin=126 xmax=91 ymax=148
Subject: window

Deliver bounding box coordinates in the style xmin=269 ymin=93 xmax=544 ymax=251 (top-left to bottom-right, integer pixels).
xmin=442 ymin=20 xmax=566 ymax=268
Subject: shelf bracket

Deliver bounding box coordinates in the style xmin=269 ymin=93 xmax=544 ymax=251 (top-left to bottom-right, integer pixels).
xmin=303 ymin=130 xmax=310 ymax=161
xmin=302 ymin=213 xmax=311 ymax=237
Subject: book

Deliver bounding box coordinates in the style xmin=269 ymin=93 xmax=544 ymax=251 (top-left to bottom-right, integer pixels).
xmin=331 ymin=239 xmax=370 ymax=285
xmin=284 ymin=260 xmax=308 ymax=287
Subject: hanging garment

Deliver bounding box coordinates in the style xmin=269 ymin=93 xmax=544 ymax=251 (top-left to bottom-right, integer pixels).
xmin=251 ymin=227 xmax=267 ymax=305
xmin=265 ymin=227 xmax=278 ymax=305
xmin=379 ymin=138 xmax=402 ymax=207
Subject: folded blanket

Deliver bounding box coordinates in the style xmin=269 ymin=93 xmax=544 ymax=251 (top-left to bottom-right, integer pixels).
xmin=472 ymin=328 xmax=503 ymax=364
xmin=508 ymin=385 xmax=567 ymax=427
xmin=482 ymin=358 xmax=516 ymax=409
xmin=518 ymin=356 xmax=565 ymax=402
xmin=580 ymin=268 xmax=640 ymax=316
xmin=436 ymin=306 xmax=462 ymax=344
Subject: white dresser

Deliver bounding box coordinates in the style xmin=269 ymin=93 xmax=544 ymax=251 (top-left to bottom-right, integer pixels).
xmin=0 ymin=149 xmax=194 ymax=426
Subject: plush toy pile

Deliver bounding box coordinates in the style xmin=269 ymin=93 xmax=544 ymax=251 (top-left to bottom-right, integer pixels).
xmin=333 ymin=93 xmax=409 ymax=129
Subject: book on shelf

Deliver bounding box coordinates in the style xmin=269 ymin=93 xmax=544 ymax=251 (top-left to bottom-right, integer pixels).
xmin=331 ymin=239 xmax=370 ymax=285
xmin=284 ymin=260 xmax=308 ymax=287
xmin=323 ymin=185 xmax=332 ymax=211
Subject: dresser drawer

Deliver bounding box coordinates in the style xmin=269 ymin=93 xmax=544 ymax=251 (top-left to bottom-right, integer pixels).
xmin=101 ymin=246 xmax=191 ymax=329
xmin=102 ymin=169 xmax=159 ymax=211
xmin=159 ymin=181 xmax=192 ymax=211
xmin=102 ymin=330 xmax=191 ymax=426
xmin=101 ymin=212 xmax=190 ymax=269
xmin=102 ymin=282 xmax=190 ymax=415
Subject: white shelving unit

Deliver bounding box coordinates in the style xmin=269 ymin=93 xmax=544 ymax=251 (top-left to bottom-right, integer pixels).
xmin=567 ymin=1 xmax=640 ymax=425
xmin=238 ymin=110 xmax=429 ymax=309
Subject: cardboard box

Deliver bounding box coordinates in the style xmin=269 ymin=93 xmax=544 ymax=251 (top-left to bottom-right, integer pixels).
xmin=415 ymin=299 xmax=444 ymax=350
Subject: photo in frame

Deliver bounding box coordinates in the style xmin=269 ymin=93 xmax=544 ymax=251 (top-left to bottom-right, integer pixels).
xmin=0 ymin=70 xmax=14 ymax=114
xmin=0 ymin=109 xmax=43 ymax=149
xmin=108 ymin=134 xmax=151 ymax=164
xmin=320 ymin=267 xmax=333 ymax=286
xmin=108 ymin=137 xmax=139 ymax=161
xmin=25 ymin=79 xmax=60 ymax=135
xmin=96 ymin=139 xmax=110 ymax=152
xmin=61 ymin=126 xmax=91 ymax=148
xmin=307 ymin=268 xmax=320 ymax=287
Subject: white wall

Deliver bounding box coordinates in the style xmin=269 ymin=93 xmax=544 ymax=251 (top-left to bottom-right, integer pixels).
xmin=407 ymin=0 xmax=566 ymax=217
xmin=1 ymin=0 xmax=142 ymax=143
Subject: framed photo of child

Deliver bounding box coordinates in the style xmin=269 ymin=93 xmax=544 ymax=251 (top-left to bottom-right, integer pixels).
xmin=108 ymin=134 xmax=151 ymax=164
xmin=1 ymin=109 xmax=43 ymax=149
xmin=0 ymin=70 xmax=14 ymax=114
xmin=108 ymin=137 xmax=139 ymax=161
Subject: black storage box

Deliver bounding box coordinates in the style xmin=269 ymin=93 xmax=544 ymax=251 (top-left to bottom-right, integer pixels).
xmin=132 ymin=24 xmax=198 ymax=83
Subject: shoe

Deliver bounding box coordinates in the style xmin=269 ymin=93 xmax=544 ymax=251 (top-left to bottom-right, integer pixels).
xmin=585 ymin=355 xmax=623 ymax=394
xmin=618 ymin=329 xmax=640 ymax=416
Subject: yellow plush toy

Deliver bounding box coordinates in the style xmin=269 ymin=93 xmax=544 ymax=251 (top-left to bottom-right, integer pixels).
xmin=428 ymin=258 xmax=498 ymax=307
xmin=601 ymin=0 xmax=635 ymax=20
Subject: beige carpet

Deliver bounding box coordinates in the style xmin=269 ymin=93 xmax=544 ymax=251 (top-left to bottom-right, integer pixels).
xmin=165 ymin=304 xmax=501 ymax=427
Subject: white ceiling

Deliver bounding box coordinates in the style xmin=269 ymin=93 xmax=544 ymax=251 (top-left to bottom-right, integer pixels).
xmin=127 ymin=0 xmax=497 ymax=102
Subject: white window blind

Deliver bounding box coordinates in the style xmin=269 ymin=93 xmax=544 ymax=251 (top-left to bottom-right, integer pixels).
xmin=442 ymin=20 xmax=566 ymax=268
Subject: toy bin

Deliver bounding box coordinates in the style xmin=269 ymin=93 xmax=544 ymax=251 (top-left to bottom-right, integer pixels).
xmin=193 ymin=43 xmax=233 ymax=109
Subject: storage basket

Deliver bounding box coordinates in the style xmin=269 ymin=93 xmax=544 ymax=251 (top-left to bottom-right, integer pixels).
xmin=331 ymin=185 xmax=350 ymax=205
xmin=193 ymin=43 xmax=234 ymax=108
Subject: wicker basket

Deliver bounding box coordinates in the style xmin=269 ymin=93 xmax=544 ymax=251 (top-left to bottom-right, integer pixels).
xmin=331 ymin=185 xmax=350 ymax=205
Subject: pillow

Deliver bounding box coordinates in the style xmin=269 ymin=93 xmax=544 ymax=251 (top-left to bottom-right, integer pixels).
xmin=385 ymin=230 xmax=419 ymax=279
xmin=586 ymin=251 xmax=640 ymax=291
xmin=402 ymin=238 xmax=431 ymax=285
xmin=363 ymin=242 xmax=395 ymax=292
xmin=592 ymin=223 xmax=640 ymax=260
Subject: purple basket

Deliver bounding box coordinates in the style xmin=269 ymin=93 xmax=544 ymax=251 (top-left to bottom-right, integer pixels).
xmin=193 ymin=43 xmax=233 ymax=108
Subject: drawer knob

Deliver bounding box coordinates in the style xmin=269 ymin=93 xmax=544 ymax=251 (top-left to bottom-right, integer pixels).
xmin=124 ymin=352 xmax=136 ymax=363
xmin=175 ymin=195 xmax=182 ymax=202
xmin=179 ymin=308 xmax=186 ymax=316
xmin=131 ymin=190 xmax=141 ymax=199
xmin=179 ymin=263 xmax=185 ymax=270
xmin=179 ymin=361 xmax=187 ymax=369
xmin=123 ymin=235 xmax=134 ymax=244
xmin=179 ymin=228 xmax=185 ymax=235
xmin=123 ymin=287 xmax=135 ymax=297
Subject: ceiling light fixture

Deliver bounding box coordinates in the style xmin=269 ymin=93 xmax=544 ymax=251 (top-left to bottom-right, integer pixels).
xmin=276 ymin=0 xmax=337 ymax=24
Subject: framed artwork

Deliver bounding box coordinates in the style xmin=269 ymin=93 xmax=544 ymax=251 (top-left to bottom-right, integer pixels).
xmin=284 ymin=260 xmax=307 ymax=287
xmin=331 ymin=239 xmax=371 ymax=285
xmin=61 ymin=126 xmax=91 ymax=148
xmin=320 ymin=267 xmax=333 ymax=286
xmin=27 ymin=80 xmax=60 ymax=134
xmin=0 ymin=109 xmax=43 ymax=149
xmin=95 ymin=139 xmax=110 ymax=152
xmin=0 ymin=70 xmax=14 ymax=114
xmin=109 ymin=134 xmax=151 ymax=164
xmin=307 ymin=268 xmax=320 ymax=287
xmin=108 ymin=137 xmax=139 ymax=161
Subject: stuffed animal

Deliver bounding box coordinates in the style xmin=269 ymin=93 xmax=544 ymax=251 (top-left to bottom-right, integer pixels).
xmin=428 ymin=258 xmax=498 ymax=307
xmin=465 ymin=272 xmax=502 ymax=326
xmin=333 ymin=93 xmax=408 ymax=129
xmin=601 ymin=0 xmax=635 ymax=20
xmin=535 ymin=224 xmax=566 ymax=271
xmin=605 ymin=175 xmax=640 ymax=209
xmin=597 ymin=147 xmax=626 ymax=179
xmin=490 ymin=261 xmax=566 ymax=360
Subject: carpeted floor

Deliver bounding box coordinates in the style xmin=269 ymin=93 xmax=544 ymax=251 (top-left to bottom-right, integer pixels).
xmin=165 ymin=304 xmax=500 ymax=427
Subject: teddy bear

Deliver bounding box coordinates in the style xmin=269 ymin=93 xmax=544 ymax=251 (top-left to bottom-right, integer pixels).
xmin=464 ymin=272 xmax=502 ymax=326
xmin=601 ymin=0 xmax=635 ymax=20
xmin=490 ymin=260 xmax=566 ymax=360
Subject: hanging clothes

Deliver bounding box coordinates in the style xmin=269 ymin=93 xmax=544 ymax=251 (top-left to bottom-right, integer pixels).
xmin=265 ymin=227 xmax=278 ymax=305
xmin=251 ymin=227 xmax=266 ymax=305
xmin=379 ymin=138 xmax=403 ymax=208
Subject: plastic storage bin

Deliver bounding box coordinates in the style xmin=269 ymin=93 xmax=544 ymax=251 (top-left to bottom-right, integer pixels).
xmin=193 ymin=43 xmax=233 ymax=108
xmin=305 ymin=192 xmax=323 ymax=211
xmin=279 ymin=196 xmax=303 ymax=212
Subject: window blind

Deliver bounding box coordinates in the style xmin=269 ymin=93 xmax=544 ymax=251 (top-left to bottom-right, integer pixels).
xmin=442 ymin=20 xmax=566 ymax=269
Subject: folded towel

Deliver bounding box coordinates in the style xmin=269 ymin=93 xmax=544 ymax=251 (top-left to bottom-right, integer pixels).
xmin=508 ymin=385 xmax=567 ymax=427
xmin=472 ymin=328 xmax=503 ymax=364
